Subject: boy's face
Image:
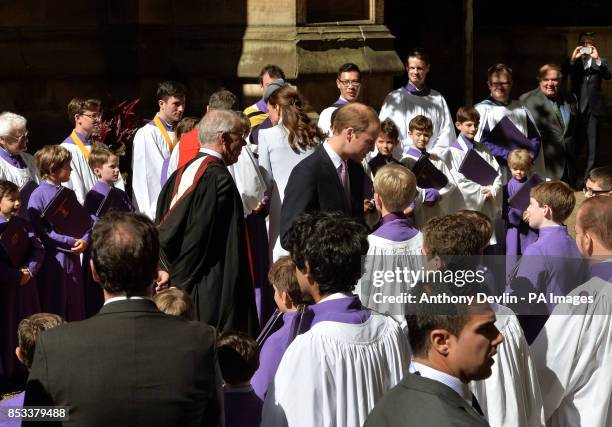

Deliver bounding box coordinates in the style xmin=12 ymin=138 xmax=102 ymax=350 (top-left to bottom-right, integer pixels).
xmin=75 ymin=109 xmax=101 ymax=136
xmin=375 ymin=133 xmax=397 ymax=156
xmin=526 ymin=197 xmax=546 ymax=228
xmin=96 ymin=155 xmax=120 ymax=184
xmin=455 ymin=120 xmax=479 ymax=140
xmin=272 ymin=284 xmax=289 ymax=313
xmin=409 ymin=129 xmax=432 ymax=150
xmin=510 ymin=167 xmax=528 ymax=181
xmin=0 ymin=191 xmax=21 ymax=217
xmin=52 ymin=161 xmax=72 ymax=183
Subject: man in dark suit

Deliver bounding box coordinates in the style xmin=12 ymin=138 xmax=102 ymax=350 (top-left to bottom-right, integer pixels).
xmin=520 ymin=63 xmax=578 ymax=184
xmin=565 ymin=31 xmax=612 ymax=183
xmin=365 ymin=281 xmax=503 ymax=427
xmin=280 ymin=102 xmax=379 ymax=246
xmin=24 ymin=212 xmax=220 ymax=427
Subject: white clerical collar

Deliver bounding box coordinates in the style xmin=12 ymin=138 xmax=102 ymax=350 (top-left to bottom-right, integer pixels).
xmin=104 ymin=296 xmax=151 ymax=306
xmin=199 ymin=147 xmax=224 ymax=161
xmin=323 ymin=141 xmax=344 ymax=170
xmin=411 ymin=361 xmax=471 ymax=403
xmin=318 ymin=292 xmax=353 ymax=303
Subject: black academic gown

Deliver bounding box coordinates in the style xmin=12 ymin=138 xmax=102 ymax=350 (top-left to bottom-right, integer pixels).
xmin=156 ymin=153 xmax=259 ymax=336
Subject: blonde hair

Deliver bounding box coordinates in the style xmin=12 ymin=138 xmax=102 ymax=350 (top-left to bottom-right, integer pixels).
xmin=508 ymin=149 xmax=533 ymax=170
xmin=88 ymin=146 xmax=116 ymax=170
xmin=531 ymin=181 xmax=575 ymax=223
xmin=35 ymin=145 xmax=71 ymax=179
xmin=153 ymin=288 xmax=196 ymax=321
xmin=374 ymin=164 xmax=417 ymax=212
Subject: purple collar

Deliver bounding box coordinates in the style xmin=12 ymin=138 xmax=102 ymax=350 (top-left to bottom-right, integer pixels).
xmin=485 ymin=95 xmax=511 ymax=107
xmin=68 ymin=130 xmax=91 ymax=146
xmin=405 ymin=82 xmax=431 ymax=97
xmin=380 ymin=212 xmax=405 ymax=225
xmin=333 ymin=97 xmax=350 ymax=107
xmin=255 ymin=98 xmax=268 ymax=113
xmin=590 ymin=261 xmax=612 ymax=281
xmin=538 ymin=225 xmax=568 ymax=237
xmin=372 ymin=214 xmax=419 ymax=242
xmin=0 ymin=147 xmax=27 ymax=168
xmin=310 ymin=295 xmax=369 ymax=327
xmin=148 ymin=116 xmax=174 ymax=131
xmin=405 ymin=146 xmax=428 ymax=159
xmin=0 ymin=215 xmax=9 ymax=224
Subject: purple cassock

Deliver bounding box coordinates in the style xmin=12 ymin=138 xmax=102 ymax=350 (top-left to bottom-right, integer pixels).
xmin=224 ymin=386 xmax=263 ymax=427
xmin=371 ymin=212 xmax=419 ymax=241
xmin=0 ymin=391 xmax=24 ymax=427
xmin=27 ymin=182 xmax=90 ymax=321
xmin=368 ymin=153 xmax=400 ymax=177
xmin=82 ymin=181 xmax=134 ymax=317
xmin=504 ymin=176 xmax=542 ymax=257
xmin=0 ymin=215 xmax=44 ymax=383
xmin=509 ymin=225 xmax=588 ymax=343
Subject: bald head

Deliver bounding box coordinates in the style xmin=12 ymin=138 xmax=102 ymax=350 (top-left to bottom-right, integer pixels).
xmin=576 ymin=196 xmax=612 ymax=256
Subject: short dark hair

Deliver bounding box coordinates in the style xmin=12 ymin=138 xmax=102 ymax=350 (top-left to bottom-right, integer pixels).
xmin=488 ymin=63 xmax=513 ymax=82
xmin=456 ymin=106 xmax=480 ymax=124
xmin=338 ymin=63 xmax=361 ymax=78
xmin=175 ymin=116 xmax=200 ymax=141
xmin=67 ymin=98 xmax=102 ymax=126
xmin=409 ymin=115 xmax=433 ymax=134
xmin=285 ymin=212 xmax=369 ymax=295
xmin=579 ymin=31 xmax=596 ymax=43
xmin=380 ymin=118 xmax=399 ymax=141
xmin=157 ymin=81 xmax=187 ymax=101
xmin=259 ymin=64 xmax=286 ymax=84
xmin=531 ymin=181 xmax=575 ymax=223
xmin=588 ymin=166 xmax=612 ymax=190
xmin=0 ymin=179 xmax=19 ymax=199
xmin=406 ymin=47 xmax=430 ymax=65
xmin=457 ymin=210 xmax=493 ymax=253
xmin=91 ymin=212 xmax=159 ymax=294
xmin=208 ymin=89 xmax=238 ymax=111
xmin=407 ymin=281 xmax=485 ymax=358
xmin=17 ymin=313 xmax=65 ymax=368
xmin=217 ymin=331 xmax=259 ymax=385
xmin=423 ymin=214 xmax=482 ymax=268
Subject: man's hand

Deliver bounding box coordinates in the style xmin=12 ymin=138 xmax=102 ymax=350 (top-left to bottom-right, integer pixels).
xmin=72 ymin=239 xmax=88 ymax=254
xmin=570 ymin=45 xmax=584 ymax=64
xmin=590 ymin=46 xmax=601 ymax=64
xmin=252 ymin=200 xmax=266 ymax=215
xmin=19 ymin=268 xmax=31 ymax=286
xmin=403 ymin=206 xmax=414 ymax=217
xmin=154 ymin=270 xmax=170 ymax=294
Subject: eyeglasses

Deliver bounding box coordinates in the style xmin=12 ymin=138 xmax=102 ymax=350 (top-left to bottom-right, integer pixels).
xmin=489 ymin=81 xmax=512 ymax=87
xmin=4 ymin=132 xmax=28 ymax=142
xmin=338 ymin=80 xmax=361 ymax=88
xmin=81 ymin=113 xmax=101 ymax=121
xmin=583 ymin=187 xmax=611 ymax=196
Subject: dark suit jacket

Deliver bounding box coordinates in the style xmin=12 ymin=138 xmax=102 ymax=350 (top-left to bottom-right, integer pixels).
xmin=280 ymin=144 xmax=366 ymax=247
xmin=24 ymin=299 xmax=219 ymax=427
xmin=364 ymin=373 xmax=490 ymax=427
xmin=520 ymin=88 xmax=577 ymax=181
xmin=565 ymin=57 xmax=612 ymax=116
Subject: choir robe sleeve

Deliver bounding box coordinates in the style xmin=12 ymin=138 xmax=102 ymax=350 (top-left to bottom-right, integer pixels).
xmin=471 ymin=306 xmax=545 ymax=427
xmin=25 ymin=219 xmax=45 ymax=276
xmin=531 ymin=278 xmax=612 ymax=427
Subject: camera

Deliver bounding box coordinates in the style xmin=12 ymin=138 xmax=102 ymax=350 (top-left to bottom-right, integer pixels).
xmin=580 ymin=46 xmax=593 ymax=55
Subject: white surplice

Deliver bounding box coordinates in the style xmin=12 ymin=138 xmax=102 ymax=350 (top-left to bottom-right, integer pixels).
xmin=226 ymin=144 xmax=266 ymax=216
xmin=448 ymin=137 xmax=503 ymax=222
xmin=261 ymin=314 xmax=410 ymax=427
xmin=0 ymin=151 xmax=39 ymax=187
xmin=60 ymin=142 xmax=125 ymax=205
xmin=401 ymin=151 xmax=461 ymax=229
xmin=357 ymin=233 xmax=424 ymax=330
xmin=471 ymin=304 xmax=546 ymax=427
xmin=531 ymin=274 xmax=612 ymax=427
xmin=379 ymin=88 xmax=455 ymax=161
xmin=131 ymin=121 xmax=174 ymax=219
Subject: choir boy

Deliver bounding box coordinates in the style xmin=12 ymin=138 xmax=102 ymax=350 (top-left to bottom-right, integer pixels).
xmin=403 ymin=115 xmax=460 ymax=228
xmin=261 ymin=212 xmax=410 ymax=427
xmin=132 ymin=81 xmax=186 ymax=219
xmin=28 ymin=145 xmax=90 ymax=321
xmin=61 ymin=98 xmax=124 ymax=204
xmin=0 ymin=181 xmax=44 ymax=387
xmin=504 ymin=149 xmax=542 ymax=258
xmin=359 ymin=164 xmax=423 ymax=325
xmin=508 ymin=181 xmax=588 ymax=343
xmin=532 ymin=196 xmax=612 ymax=427
xmin=367 ymin=118 xmax=402 ymax=177
xmin=251 ymin=256 xmax=307 ymax=400
xmin=218 ymin=331 xmax=263 ymax=427
xmin=448 ymin=107 xmax=503 ymax=226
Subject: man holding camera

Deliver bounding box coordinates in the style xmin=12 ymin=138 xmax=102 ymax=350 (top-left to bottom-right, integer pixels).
xmin=565 ymin=31 xmax=612 ymax=184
